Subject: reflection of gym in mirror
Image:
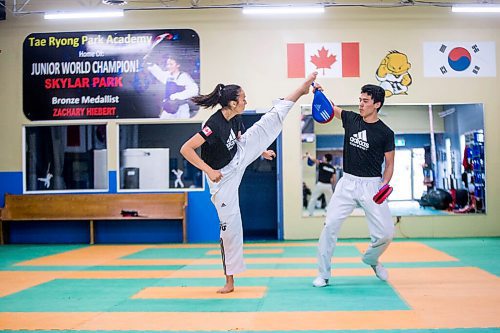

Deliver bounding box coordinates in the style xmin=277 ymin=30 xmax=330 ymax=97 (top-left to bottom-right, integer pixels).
xmin=301 ymin=103 xmax=486 ymax=217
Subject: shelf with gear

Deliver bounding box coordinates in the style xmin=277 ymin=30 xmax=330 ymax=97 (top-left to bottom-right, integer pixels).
xmin=464 ymin=130 xmax=485 ymax=213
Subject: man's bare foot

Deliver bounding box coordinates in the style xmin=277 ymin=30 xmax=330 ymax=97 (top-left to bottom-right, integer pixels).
xmin=216 ymin=284 xmax=234 ymax=294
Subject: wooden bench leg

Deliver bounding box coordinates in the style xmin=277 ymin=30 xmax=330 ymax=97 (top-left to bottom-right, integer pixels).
xmin=90 ymin=220 xmax=95 ymax=245
xmin=182 ymin=214 xmax=187 ymax=244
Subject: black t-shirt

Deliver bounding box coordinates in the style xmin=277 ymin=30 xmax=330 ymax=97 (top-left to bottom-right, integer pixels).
xmin=318 ymin=162 xmax=335 ymax=184
xmin=198 ymin=110 xmax=245 ymax=170
xmin=341 ymin=110 xmax=395 ymax=177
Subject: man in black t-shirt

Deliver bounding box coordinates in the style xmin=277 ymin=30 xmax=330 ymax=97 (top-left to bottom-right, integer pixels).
xmin=305 ymin=153 xmax=336 ymax=216
xmin=312 ymin=84 xmax=395 ymax=288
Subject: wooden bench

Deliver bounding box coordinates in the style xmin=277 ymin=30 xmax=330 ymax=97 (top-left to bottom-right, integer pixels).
xmin=0 ymin=193 xmax=187 ymax=244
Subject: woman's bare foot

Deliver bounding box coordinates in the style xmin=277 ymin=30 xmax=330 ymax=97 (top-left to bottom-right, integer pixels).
xmin=303 ymin=72 xmax=318 ymax=94
xmin=216 ymin=284 xmax=234 ymax=294
xmin=285 ymin=71 xmax=318 ymax=102
xmin=217 ymin=274 xmax=234 ymax=294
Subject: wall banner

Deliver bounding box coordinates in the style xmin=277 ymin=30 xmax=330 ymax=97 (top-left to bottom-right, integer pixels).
xmin=23 ymin=29 xmax=200 ymax=120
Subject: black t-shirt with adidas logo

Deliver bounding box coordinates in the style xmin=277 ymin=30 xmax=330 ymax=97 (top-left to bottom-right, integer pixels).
xmin=318 ymin=162 xmax=335 ymax=184
xmin=341 ymin=110 xmax=395 ymax=177
xmin=198 ymin=109 xmax=245 ymax=170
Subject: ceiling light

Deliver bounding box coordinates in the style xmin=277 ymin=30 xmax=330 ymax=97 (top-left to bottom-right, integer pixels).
xmin=452 ymin=4 xmax=500 ymax=13
xmin=102 ymin=0 xmax=128 ymax=5
xmin=242 ymin=6 xmax=325 ymax=15
xmin=44 ymin=10 xmax=124 ymax=20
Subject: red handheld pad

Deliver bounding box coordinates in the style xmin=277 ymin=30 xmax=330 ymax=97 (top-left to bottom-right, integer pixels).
xmin=373 ymin=184 xmax=393 ymax=204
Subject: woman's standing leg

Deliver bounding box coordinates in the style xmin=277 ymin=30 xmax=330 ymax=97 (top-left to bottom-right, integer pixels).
xmin=209 ymin=168 xmax=246 ymax=293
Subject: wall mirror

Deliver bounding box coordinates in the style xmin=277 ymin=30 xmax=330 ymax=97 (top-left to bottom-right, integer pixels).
xmin=301 ymin=103 xmax=485 ymax=217
xmin=118 ymin=122 xmax=204 ymax=192
xmin=24 ymin=124 xmax=108 ymax=193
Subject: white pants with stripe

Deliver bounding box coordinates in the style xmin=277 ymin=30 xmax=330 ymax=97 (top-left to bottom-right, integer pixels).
xmin=307 ymin=181 xmax=333 ymax=215
xmin=317 ymin=173 xmax=394 ymax=280
xmin=207 ymin=99 xmax=294 ymax=276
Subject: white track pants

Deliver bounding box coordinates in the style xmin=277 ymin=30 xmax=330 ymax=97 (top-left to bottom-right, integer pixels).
xmin=317 ymin=173 xmax=394 ymax=280
xmin=207 ymin=99 xmax=294 ymax=276
xmin=307 ymin=182 xmax=333 ymax=215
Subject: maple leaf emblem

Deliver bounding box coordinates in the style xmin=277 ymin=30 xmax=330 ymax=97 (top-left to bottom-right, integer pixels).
xmin=310 ymin=47 xmax=337 ymax=75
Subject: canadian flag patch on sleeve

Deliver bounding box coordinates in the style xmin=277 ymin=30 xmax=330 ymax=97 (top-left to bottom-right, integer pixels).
xmin=202 ymin=126 xmax=213 ymax=137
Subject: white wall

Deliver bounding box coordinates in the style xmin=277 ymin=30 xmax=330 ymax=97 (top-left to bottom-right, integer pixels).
xmin=1 ymin=6 xmax=499 ymax=238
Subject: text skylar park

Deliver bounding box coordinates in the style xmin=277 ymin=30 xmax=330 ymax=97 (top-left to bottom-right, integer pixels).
xmin=44 ymin=77 xmax=123 ymax=89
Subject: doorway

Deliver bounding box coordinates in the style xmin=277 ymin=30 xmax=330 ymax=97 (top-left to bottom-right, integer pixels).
xmin=392 ymin=148 xmax=426 ymax=201
xmin=239 ymin=114 xmax=280 ymax=240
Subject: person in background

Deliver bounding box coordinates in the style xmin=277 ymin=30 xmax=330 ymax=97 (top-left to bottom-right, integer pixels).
xmin=422 ymin=163 xmax=435 ymax=192
xmin=305 ymin=153 xmax=336 ymax=216
xmin=303 ymin=182 xmax=312 ymax=209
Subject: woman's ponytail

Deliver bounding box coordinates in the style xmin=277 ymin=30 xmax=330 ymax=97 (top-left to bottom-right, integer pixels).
xmin=192 ymin=83 xmax=241 ymax=109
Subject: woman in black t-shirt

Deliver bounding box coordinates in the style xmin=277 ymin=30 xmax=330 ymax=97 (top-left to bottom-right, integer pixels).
xmin=181 ymin=72 xmax=317 ymax=294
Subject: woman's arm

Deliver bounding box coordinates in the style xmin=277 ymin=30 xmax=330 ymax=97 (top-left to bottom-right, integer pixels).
xmin=180 ymin=133 xmax=223 ymax=182
xmin=303 ymin=152 xmax=319 ymax=164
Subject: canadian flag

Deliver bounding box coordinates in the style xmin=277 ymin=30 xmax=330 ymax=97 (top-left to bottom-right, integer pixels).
xmin=202 ymin=126 xmax=213 ymax=137
xmin=287 ymin=42 xmax=360 ymax=78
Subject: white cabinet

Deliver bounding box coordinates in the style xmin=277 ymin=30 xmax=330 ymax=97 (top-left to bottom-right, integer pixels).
xmin=93 ymin=149 xmax=108 ymax=189
xmin=122 ymin=148 xmax=169 ymax=189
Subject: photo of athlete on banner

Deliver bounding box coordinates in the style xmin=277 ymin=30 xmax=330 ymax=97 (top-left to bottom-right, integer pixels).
xmin=144 ymin=53 xmax=199 ymax=119
xmin=23 ymin=29 xmax=200 ymax=120
xmin=140 ymin=32 xmax=200 ymax=119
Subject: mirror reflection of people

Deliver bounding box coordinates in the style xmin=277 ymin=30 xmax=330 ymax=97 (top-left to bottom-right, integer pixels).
xmin=304 ymin=153 xmax=336 ymax=216
xmin=303 ymin=182 xmax=312 ymax=208
xmin=180 ymin=72 xmax=317 ymax=294
xmin=146 ymin=55 xmax=199 ymax=119
xmin=172 ymin=169 xmax=184 ymax=188
xmin=422 ymin=163 xmax=435 ymax=192
xmin=312 ymin=83 xmax=395 ymax=288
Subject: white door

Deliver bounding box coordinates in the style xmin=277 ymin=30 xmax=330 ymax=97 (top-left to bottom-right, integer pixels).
xmin=412 ymin=148 xmax=426 ymax=199
xmin=392 ymin=150 xmax=412 ymax=200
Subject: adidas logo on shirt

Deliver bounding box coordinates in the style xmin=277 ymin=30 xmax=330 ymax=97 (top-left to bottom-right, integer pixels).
xmin=226 ymin=129 xmax=237 ymax=150
xmin=323 ymin=166 xmax=335 ymax=173
xmin=349 ymin=130 xmax=370 ymax=150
